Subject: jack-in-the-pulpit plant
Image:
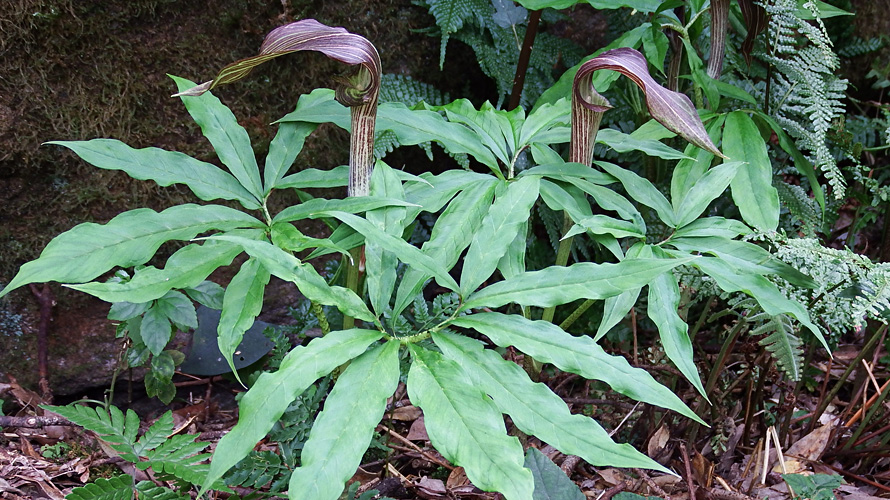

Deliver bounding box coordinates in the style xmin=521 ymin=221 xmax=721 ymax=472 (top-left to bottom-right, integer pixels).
xmin=2 ymin=16 xmax=829 ymax=500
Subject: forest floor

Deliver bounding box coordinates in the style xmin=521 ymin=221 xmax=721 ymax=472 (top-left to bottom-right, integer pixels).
xmin=1 ymin=328 xmax=889 ymax=500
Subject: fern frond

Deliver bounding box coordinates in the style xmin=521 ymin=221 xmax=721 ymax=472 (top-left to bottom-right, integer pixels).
xmin=413 ymin=294 xmax=433 ymax=328
xmin=775 ymin=182 xmax=820 ymax=237
xmin=133 ymin=411 xmax=173 ymax=456
xmin=838 ymin=37 xmax=884 ymax=58
xmin=379 ymin=73 xmax=449 ymax=106
xmin=66 ymin=475 xmax=135 ymax=500
xmin=134 ymin=481 xmax=192 ymax=500
xmin=761 ymin=0 xmax=848 ymax=197
xmin=752 ymin=313 xmax=803 ymax=380
xmin=375 ymin=74 xmax=450 ymax=159
xmin=44 ymin=404 xmax=140 ymax=461
xmin=416 ymin=0 xmax=492 ymax=67
xmin=225 ymin=450 xmax=291 ymax=492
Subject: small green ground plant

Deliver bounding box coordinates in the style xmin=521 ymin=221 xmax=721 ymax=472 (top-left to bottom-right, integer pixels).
xmin=0 ymin=10 xmax=834 ymax=500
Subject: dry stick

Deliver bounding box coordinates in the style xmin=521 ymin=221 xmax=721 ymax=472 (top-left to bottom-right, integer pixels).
xmin=598 ymin=482 xmax=628 ymax=500
xmin=862 ymin=358 xmax=883 ymax=395
xmin=844 ymin=369 xmax=890 ymax=428
xmin=809 ymin=324 xmax=886 ymax=433
xmin=28 ymin=283 xmax=54 ymax=399
xmin=633 ymin=468 xmax=670 ymax=500
xmin=680 ymin=443 xmax=696 ymax=500
xmin=506 ymin=9 xmax=541 ymax=111
xmin=560 ymin=454 xmax=582 ymax=476
xmin=819 ymin=462 xmax=890 ymax=494
xmin=780 ymin=341 xmax=816 ymax=446
xmin=0 ymin=415 xmax=77 ymax=428
xmin=376 ymin=425 xmax=453 ymax=470
xmin=689 ymin=318 xmax=748 ymax=443
xmin=842 ymin=375 xmax=890 ymax=452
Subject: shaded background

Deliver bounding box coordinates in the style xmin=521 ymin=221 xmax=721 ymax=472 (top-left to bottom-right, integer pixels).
xmin=0 ymin=0 xmax=886 ymax=394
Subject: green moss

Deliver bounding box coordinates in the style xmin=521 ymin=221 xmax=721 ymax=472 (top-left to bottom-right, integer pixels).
xmin=0 ymin=0 xmax=442 ymax=280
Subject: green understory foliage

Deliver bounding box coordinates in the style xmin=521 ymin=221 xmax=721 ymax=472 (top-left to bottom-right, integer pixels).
xmin=4 ymin=0 xmax=889 ymax=498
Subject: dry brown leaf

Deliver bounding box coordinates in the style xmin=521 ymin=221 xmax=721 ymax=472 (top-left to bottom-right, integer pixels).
xmin=692 ymin=450 xmax=715 ymax=488
xmin=391 ymin=405 xmax=423 ymax=421
xmin=447 ymin=466 xmax=470 ymax=488
xmin=414 ymin=476 xmax=447 ymax=499
xmin=597 ymin=468 xmax=628 ymax=486
xmin=6 ymin=376 xmax=46 ymax=410
xmin=648 ymin=425 xmax=670 ymax=458
xmin=407 ymin=416 xmax=429 ymax=441
xmin=772 ymin=424 xmax=835 ymax=474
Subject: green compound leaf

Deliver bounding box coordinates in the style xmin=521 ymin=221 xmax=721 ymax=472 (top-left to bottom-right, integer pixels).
xmin=460 ymin=176 xmax=541 ymax=295
xmin=597 ymin=129 xmax=691 ymax=160
xmin=524 ymin=447 xmax=586 ymax=500
xmin=366 ymin=163 xmax=407 ymax=315
xmin=288 ymin=341 xmax=400 ymax=500
xmin=564 ymin=214 xmax=645 ymax=240
xmin=278 ymin=89 xmax=502 ymax=174
xmin=170 ymin=75 xmax=264 ymax=200
xmin=201 ymin=328 xmax=384 ymax=495
xmin=264 ymin=121 xmax=319 ymax=193
xmin=0 ymin=204 xmax=262 ymax=299
xmin=672 ymin=161 xmax=742 ymax=228
xmin=671 ymin=217 xmax=752 ymax=240
xmin=462 ymin=257 xmax=694 ymax=310
xmin=451 ymin=313 xmax=703 ymax=424
xmin=135 ymin=480 xmax=192 ymax=500
xmin=48 ymin=139 xmax=261 ymax=210
xmin=596 ymin=161 xmax=675 ymax=227
xmin=272 ymin=196 xmax=417 ymax=224
xmin=156 ymin=290 xmax=197 ymax=330
xmin=141 ymin=306 xmax=173 ymax=356
xmin=723 ymin=111 xmax=780 ymax=232
xmin=434 ymin=331 xmax=669 ymax=472
xmin=394 ymin=179 xmax=498 ymax=316
xmin=207 ymin=235 xmax=375 ymax=323
xmin=685 ymin=255 xmax=829 ymax=351
xmin=596 ymin=245 xmax=648 ymax=341
xmin=218 ymin=257 xmax=270 ymax=379
xmin=277 ymin=165 xmax=349 ymax=189
xmin=69 ymin=240 xmax=242 ymax=304
xmin=43 ymin=404 xmax=141 ymax=462
xmin=645 ymin=256 xmax=707 ymax=398
xmin=668 ymin=236 xmax=817 ymax=289
xmin=319 ymin=211 xmax=459 ymax=293
xmin=66 ymin=475 xmax=135 ymax=500
xmin=408 ymin=345 xmax=534 ymax=500
xmin=134 ymin=411 xmax=174 ymax=456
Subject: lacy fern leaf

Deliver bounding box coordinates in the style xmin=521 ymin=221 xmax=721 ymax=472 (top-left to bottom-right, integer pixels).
xmin=66 ymin=475 xmax=135 ymax=500
xmin=751 ymin=312 xmax=803 ymax=380
xmin=760 ymin=0 xmax=848 ymax=197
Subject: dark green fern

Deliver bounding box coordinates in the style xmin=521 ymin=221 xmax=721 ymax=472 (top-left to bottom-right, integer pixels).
xmin=750 ymin=311 xmax=803 ymax=381
xmin=44 ymin=404 xmax=223 ymax=496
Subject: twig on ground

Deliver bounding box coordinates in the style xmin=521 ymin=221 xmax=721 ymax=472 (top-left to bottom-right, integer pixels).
xmin=376 ymin=425 xmax=453 ymax=470
xmin=680 ymin=443 xmax=697 ymax=500
xmin=598 ymin=481 xmax=627 ymax=500
xmin=561 ymin=455 xmax=582 ymax=475
xmin=633 ymin=468 xmax=670 ymax=500
xmin=0 ymin=415 xmax=76 ymax=428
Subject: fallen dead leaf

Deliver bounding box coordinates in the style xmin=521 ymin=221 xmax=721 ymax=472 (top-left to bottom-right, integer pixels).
xmin=597 ymin=468 xmax=628 ymax=486
xmin=407 ymin=416 xmax=429 ymax=441
xmin=648 ymin=425 xmax=670 ymax=458
xmin=391 ymin=405 xmax=423 ymax=421
xmin=414 ymin=476 xmax=447 ymax=499
xmin=447 ymin=466 xmax=469 ymax=489
xmin=772 ymin=424 xmax=834 ymax=474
